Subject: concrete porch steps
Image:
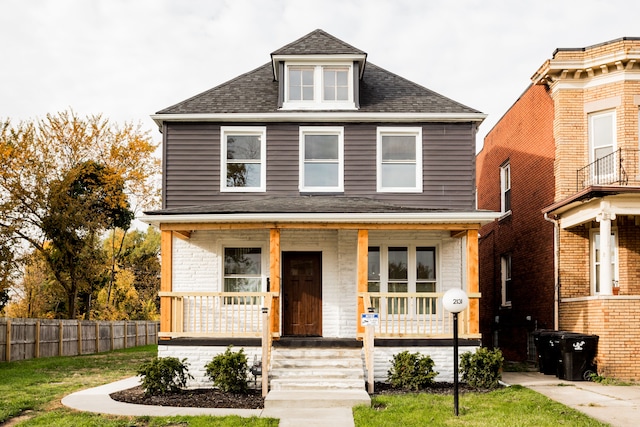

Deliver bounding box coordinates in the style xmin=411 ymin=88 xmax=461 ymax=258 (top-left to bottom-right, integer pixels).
xmin=265 ymin=341 xmax=371 ymax=409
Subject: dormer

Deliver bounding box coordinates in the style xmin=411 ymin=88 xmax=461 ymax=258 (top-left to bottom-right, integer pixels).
xmin=271 ymin=29 xmax=367 ymax=111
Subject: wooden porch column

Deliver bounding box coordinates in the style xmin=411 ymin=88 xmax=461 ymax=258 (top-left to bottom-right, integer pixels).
xmin=356 ymin=229 xmax=368 ymax=336
xmin=269 ymin=229 xmax=281 ymax=336
xmin=466 ymin=229 xmax=479 ymax=334
xmin=160 ymin=230 xmax=173 ymax=338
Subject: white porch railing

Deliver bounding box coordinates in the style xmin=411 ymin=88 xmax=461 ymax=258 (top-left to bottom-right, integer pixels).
xmin=158 ymin=292 xmax=274 ymax=338
xmin=359 ymin=292 xmax=480 ymax=339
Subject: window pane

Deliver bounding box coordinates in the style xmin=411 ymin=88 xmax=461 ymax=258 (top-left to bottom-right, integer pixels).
xmin=593 ymin=115 xmax=613 ymax=148
xmin=368 ymin=247 xmax=380 ymax=281
xmin=336 ymin=70 xmax=348 ymax=86
xmin=227 ymin=135 xmax=261 ymax=160
xmin=416 ymin=282 xmax=435 ymax=292
xmin=289 ymin=85 xmax=301 ymax=101
xmin=224 ymin=277 xmax=261 ymax=293
xmin=305 ymin=135 xmax=339 ymax=160
xmin=417 ymin=247 xmax=436 ymax=280
xmin=388 ymin=247 xmax=407 ymax=280
xmin=303 ymin=86 xmax=314 ymax=100
xmin=289 ymin=67 xmax=314 ymax=101
xmin=382 ymin=135 xmax=416 ymax=161
xmin=337 ymin=86 xmax=348 ymax=100
xmin=302 ymin=69 xmax=314 ymax=85
xmin=381 ymin=164 xmax=416 ymax=187
xmin=227 ymin=163 xmax=261 ymax=187
xmin=304 ymin=163 xmax=339 ymax=186
xmin=224 ymin=248 xmax=261 ymax=275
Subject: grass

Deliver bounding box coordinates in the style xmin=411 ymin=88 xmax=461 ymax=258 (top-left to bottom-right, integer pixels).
xmin=353 ymin=385 xmax=610 ymax=427
xmin=1 ymin=346 xmax=610 ymax=427
xmin=0 ymin=345 xmax=276 ymax=426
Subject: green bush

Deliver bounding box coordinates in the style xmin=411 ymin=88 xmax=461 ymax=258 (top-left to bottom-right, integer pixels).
xmin=137 ymin=356 xmax=193 ymax=396
xmin=460 ymin=347 xmax=504 ymax=389
xmin=205 ymin=346 xmax=249 ymax=393
xmin=387 ymin=350 xmax=438 ymax=390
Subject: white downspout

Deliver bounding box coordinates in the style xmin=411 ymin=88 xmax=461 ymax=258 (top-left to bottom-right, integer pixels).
xmin=544 ymin=213 xmax=559 ymax=330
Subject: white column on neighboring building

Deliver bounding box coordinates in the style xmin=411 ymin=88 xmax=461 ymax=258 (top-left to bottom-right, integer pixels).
xmin=596 ymin=201 xmax=615 ymax=295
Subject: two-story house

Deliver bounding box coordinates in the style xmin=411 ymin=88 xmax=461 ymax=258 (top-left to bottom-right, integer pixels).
xmin=477 ymin=37 xmax=640 ymax=380
xmin=142 ymin=30 xmax=498 ymax=397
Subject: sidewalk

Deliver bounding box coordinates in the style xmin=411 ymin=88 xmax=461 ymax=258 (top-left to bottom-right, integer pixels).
xmin=61 ymin=377 xmax=356 ymax=427
xmin=502 ymin=372 xmax=640 ymax=427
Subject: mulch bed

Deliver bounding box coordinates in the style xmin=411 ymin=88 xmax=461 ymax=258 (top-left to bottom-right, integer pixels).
xmin=110 ymin=382 xmax=495 ymax=410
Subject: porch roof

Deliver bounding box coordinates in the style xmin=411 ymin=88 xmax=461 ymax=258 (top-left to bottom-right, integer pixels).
xmin=140 ymin=196 xmax=500 ymax=227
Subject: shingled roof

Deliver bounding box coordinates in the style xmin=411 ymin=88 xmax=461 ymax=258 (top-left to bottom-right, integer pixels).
xmin=156 ymin=29 xmax=480 ymax=115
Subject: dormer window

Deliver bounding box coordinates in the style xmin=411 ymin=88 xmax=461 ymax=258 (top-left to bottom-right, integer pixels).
xmin=282 ymin=63 xmax=356 ymax=110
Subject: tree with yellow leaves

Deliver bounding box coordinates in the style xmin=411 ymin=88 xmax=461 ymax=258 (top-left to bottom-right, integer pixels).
xmin=0 ymin=110 xmax=160 ymax=318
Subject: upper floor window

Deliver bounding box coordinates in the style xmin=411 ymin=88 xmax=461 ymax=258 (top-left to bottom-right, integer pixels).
xmin=377 ymin=127 xmax=423 ymax=193
xmin=500 ymin=162 xmax=511 ymax=213
xmin=299 ymin=127 xmax=344 ymax=192
xmin=221 ymin=127 xmax=266 ymax=192
xmin=283 ymin=63 xmax=355 ymax=110
xmin=588 ymin=110 xmax=616 ymax=184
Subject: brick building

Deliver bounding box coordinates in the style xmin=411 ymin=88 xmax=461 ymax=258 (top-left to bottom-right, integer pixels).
xmin=477 ymin=37 xmax=640 ymax=379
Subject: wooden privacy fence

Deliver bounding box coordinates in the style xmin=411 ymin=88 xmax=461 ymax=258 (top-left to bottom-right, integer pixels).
xmin=0 ymin=318 xmax=159 ymax=362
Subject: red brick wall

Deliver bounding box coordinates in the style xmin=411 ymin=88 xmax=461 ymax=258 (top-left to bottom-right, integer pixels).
xmin=477 ymin=84 xmax=556 ymax=361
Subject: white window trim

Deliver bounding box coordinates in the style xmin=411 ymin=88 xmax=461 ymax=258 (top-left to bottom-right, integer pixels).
xmin=588 ymin=109 xmax=617 ymax=164
xmin=501 ymin=254 xmax=512 ymax=307
xmin=500 ymin=162 xmax=511 ymax=214
xmin=590 ymin=228 xmax=619 ymax=295
xmin=376 ymin=127 xmax=423 ymax=193
xmin=368 ymin=243 xmax=439 ymax=317
xmin=282 ymin=62 xmax=356 ymax=110
xmin=220 ymin=243 xmax=268 ymax=293
xmin=220 ymin=126 xmax=267 ymax=192
xmin=299 ymin=126 xmax=344 ymax=192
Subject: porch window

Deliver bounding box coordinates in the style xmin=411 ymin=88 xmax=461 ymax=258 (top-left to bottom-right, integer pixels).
xmin=368 ymin=245 xmax=437 ymax=315
xmin=299 ymin=127 xmax=344 ymax=192
xmin=221 ymin=127 xmax=266 ymax=192
xmin=501 ymin=254 xmax=512 ymax=306
xmin=588 ymin=110 xmax=616 ymax=184
xmin=224 ymin=247 xmax=262 ymax=303
xmin=500 ymin=162 xmax=511 ymax=213
xmin=377 ymin=127 xmax=423 ymax=192
xmin=591 ymin=230 xmax=618 ymax=294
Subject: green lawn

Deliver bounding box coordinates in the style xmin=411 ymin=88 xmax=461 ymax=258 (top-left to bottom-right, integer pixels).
xmin=354 ymin=385 xmax=609 ymax=427
xmin=0 ymin=345 xmax=609 ymax=426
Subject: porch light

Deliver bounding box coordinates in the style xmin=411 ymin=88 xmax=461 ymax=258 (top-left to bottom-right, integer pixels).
xmin=443 ymin=288 xmax=469 ymax=416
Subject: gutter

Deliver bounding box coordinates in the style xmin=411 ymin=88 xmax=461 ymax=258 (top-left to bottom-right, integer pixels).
xmin=543 ymin=212 xmax=560 ymax=330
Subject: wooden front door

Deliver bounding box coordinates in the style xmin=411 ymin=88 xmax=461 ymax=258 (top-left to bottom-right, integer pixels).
xmin=282 ymin=252 xmax=322 ymax=336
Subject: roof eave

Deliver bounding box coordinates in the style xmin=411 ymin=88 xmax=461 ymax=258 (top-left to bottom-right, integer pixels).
xmin=139 ymin=211 xmax=501 ymax=228
xmin=151 ymin=112 xmax=487 ymax=129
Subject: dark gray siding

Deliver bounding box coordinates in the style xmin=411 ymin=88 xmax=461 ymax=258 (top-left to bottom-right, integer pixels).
xmin=163 ymin=122 xmax=477 ymax=210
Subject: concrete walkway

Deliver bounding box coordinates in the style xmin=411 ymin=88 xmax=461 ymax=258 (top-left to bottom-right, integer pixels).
xmin=62 ymin=372 xmax=640 ymax=426
xmin=502 ymin=372 xmax=640 ymax=427
xmin=61 ymin=377 xmax=356 ymax=427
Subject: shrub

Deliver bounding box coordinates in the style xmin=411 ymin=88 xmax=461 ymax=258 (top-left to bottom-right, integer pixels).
xmin=460 ymin=347 xmax=504 ymax=389
xmin=205 ymin=346 xmax=249 ymax=393
xmin=137 ymin=356 xmax=192 ymax=396
xmin=387 ymin=350 xmax=438 ymax=390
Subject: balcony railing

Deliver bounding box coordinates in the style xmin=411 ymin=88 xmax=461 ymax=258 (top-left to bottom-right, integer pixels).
xmin=576 ymin=148 xmax=640 ymax=191
xmin=359 ymin=291 xmax=480 ymax=338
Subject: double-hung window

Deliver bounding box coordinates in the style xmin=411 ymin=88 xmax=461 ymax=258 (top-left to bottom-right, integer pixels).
xmin=367 ymin=245 xmax=437 ymax=316
xmin=221 ymin=127 xmax=266 ymax=192
xmin=501 ymin=254 xmax=512 ymax=306
xmin=588 ymin=110 xmax=616 ymax=185
xmin=223 ymin=247 xmax=263 ymax=304
xmin=377 ymin=127 xmax=423 ymax=192
xmin=299 ymin=127 xmax=344 ymax=192
xmin=500 ymin=162 xmax=511 ymax=213
xmin=591 ymin=230 xmax=618 ymax=294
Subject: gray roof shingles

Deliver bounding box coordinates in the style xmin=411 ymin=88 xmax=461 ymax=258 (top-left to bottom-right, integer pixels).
xmin=156 ymin=29 xmax=480 ymax=115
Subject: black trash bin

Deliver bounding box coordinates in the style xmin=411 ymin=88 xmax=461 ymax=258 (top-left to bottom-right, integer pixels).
xmin=533 ymin=330 xmax=560 ymax=375
xmin=559 ymin=334 xmax=599 ymax=381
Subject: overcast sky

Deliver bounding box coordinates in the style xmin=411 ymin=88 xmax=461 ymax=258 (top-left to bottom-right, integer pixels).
xmin=2 ymin=0 xmax=640 ymax=152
